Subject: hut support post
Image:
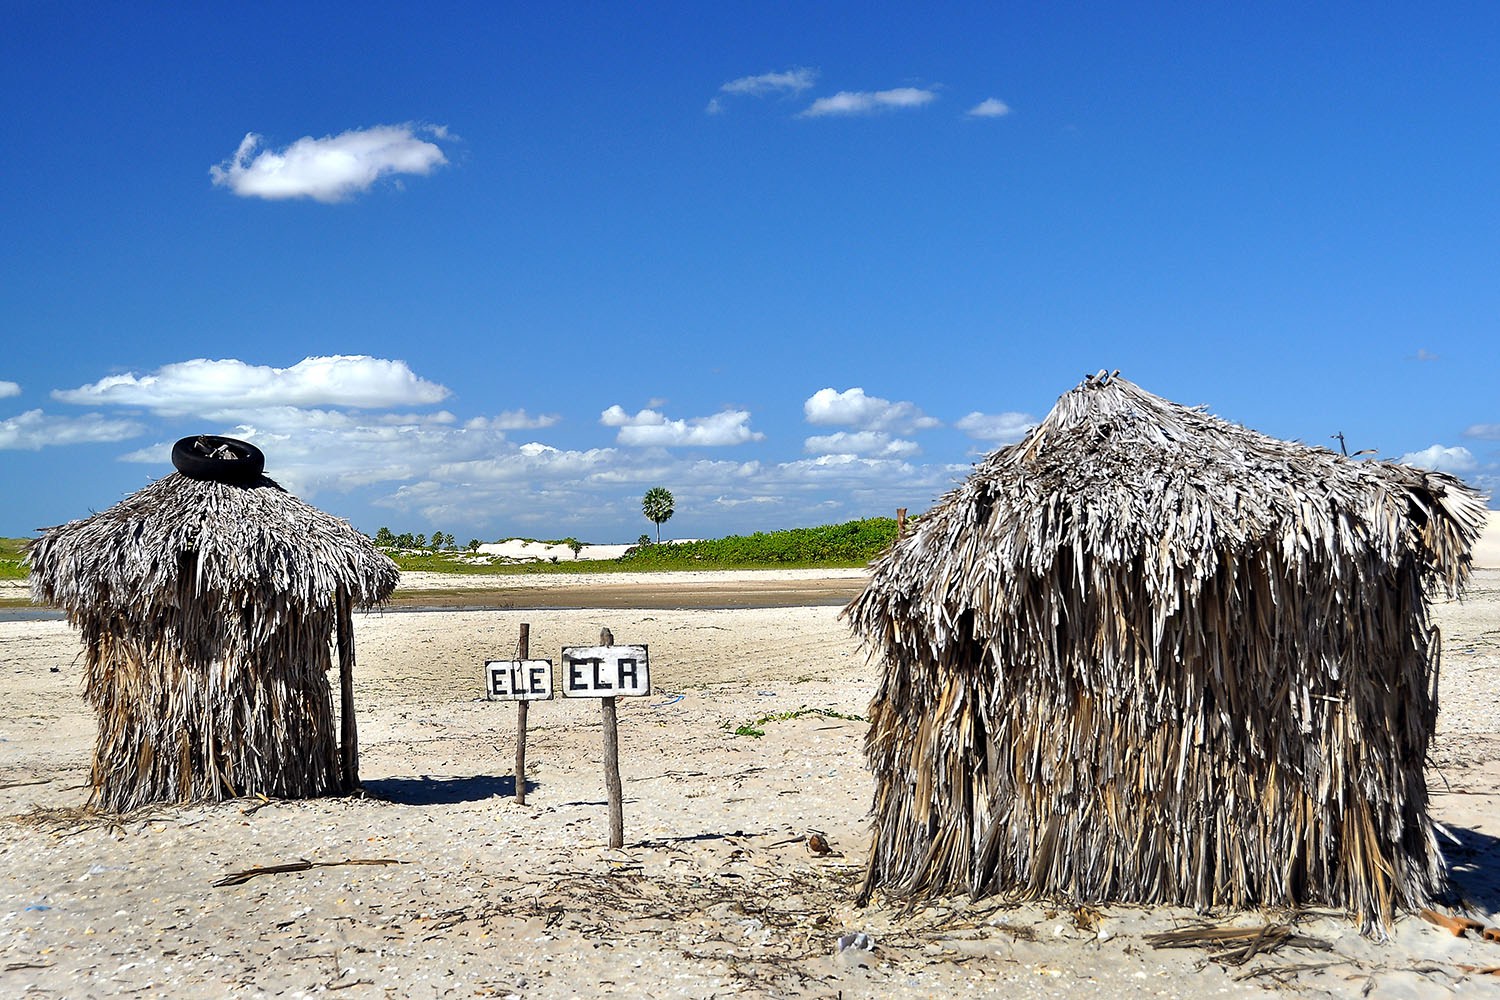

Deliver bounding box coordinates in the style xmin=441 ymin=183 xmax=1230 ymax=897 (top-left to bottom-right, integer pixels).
xmin=515 ymin=623 xmax=530 ymax=805
xmin=336 ymin=585 xmax=359 ymax=791
xmin=600 ymin=626 xmax=624 ymax=848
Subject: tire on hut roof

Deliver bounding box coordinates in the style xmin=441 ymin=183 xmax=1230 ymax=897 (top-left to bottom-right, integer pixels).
xmin=171 ymin=435 xmax=265 ymax=483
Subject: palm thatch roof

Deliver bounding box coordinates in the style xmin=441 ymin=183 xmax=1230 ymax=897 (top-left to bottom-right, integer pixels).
xmin=847 ymin=371 xmax=1487 ymax=933
xmin=29 ymin=471 xmax=398 ymax=810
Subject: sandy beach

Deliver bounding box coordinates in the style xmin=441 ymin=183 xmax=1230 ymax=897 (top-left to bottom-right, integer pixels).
xmin=3 ymin=560 xmax=1500 ymax=997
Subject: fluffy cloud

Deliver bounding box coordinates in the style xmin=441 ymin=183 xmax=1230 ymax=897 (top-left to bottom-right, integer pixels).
xmin=803 ymin=387 xmax=940 ymax=433
xmin=803 ymin=431 xmax=920 ymax=458
xmin=0 ymin=409 xmax=144 ymax=450
xmin=55 ymin=356 xmax=450 ymax=417
xmin=600 ymin=406 xmax=764 ymax=446
xmin=713 ymin=495 xmax=781 ymax=508
xmin=966 ymin=98 xmax=1011 ymax=118
xmin=800 ymin=87 xmax=937 ymax=118
xmin=954 ymin=410 xmax=1036 ymax=443
xmin=721 ymin=68 xmax=817 ymax=97
xmin=1465 ymin=423 xmax=1500 ymax=440
xmin=1398 ymin=444 xmax=1478 ymax=475
xmin=709 ymin=67 xmax=818 ymax=114
xmin=378 ymin=439 xmax=962 ymax=536
xmin=427 ymin=443 xmax=623 ymax=484
xmin=210 ymin=124 xmax=449 ymax=203
xmin=118 ymin=404 xmax=519 ymax=498
xmin=464 ymin=411 xmax=560 ymax=431
xmin=0 ymin=380 xmax=19 ymax=399
xmin=379 ymin=453 xmax=763 ymax=528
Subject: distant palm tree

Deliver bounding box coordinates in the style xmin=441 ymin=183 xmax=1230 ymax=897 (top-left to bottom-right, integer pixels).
xmin=642 ymin=487 xmax=675 ymax=544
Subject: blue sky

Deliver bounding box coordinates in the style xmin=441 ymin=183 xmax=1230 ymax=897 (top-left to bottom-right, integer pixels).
xmin=4 ymin=3 xmax=1498 ymax=542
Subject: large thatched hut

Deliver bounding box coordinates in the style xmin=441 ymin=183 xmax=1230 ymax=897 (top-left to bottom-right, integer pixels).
xmin=847 ymin=372 xmax=1486 ymax=931
xmin=29 ymin=437 xmax=398 ymax=811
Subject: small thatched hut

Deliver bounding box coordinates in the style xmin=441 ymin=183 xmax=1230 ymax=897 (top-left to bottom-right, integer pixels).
xmin=847 ymin=372 xmax=1486 ymax=931
xmin=29 ymin=438 xmax=398 ymax=811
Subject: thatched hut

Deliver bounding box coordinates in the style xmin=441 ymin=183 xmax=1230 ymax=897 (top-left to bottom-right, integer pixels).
xmin=847 ymin=372 xmax=1486 ymax=931
xmin=29 ymin=437 xmax=398 ymax=810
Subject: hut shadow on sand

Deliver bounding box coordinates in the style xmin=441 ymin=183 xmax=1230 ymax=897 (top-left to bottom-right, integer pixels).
xmin=1439 ymin=824 xmax=1500 ymax=917
xmin=28 ymin=438 xmax=398 ymax=811
xmin=363 ymin=774 xmax=524 ymax=806
xmin=846 ymin=372 xmax=1488 ymax=935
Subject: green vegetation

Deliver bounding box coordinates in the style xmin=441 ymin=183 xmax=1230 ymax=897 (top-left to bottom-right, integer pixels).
xmin=2 ymin=515 xmax=901 ymax=581
xmin=618 ymin=518 xmax=898 ymax=569
xmin=0 ymin=537 xmax=29 ymax=580
xmin=377 ymin=517 xmax=901 ymax=574
xmin=722 ymin=706 xmax=868 ymax=738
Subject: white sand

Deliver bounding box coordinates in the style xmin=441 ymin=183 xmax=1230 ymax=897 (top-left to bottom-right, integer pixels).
xmin=2 ymin=569 xmax=1500 ymax=997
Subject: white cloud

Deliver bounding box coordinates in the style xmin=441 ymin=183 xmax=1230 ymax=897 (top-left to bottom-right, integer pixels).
xmin=465 ymin=410 xmax=560 ymax=431
xmin=1411 ymin=348 xmax=1439 ymax=362
xmin=600 ymin=405 xmax=764 ymax=446
xmin=51 ymin=360 xmax=982 ymax=536
xmin=378 ymin=452 xmax=761 ymax=528
xmin=803 ymin=430 xmax=920 ymax=458
xmin=966 ymin=98 xmax=1011 ymax=118
xmin=55 ymin=356 xmax=450 ymax=416
xmin=721 ymin=68 xmax=818 ymax=97
xmin=800 ymin=87 xmax=937 ymax=118
xmin=713 ymin=495 xmax=781 ymax=507
xmin=0 ymin=380 xmax=19 ymax=399
xmin=427 ymin=444 xmax=623 ymax=484
xmin=955 ymin=410 xmax=1036 ymax=443
xmin=375 ymin=436 xmax=962 ymax=536
xmin=1465 ymin=423 xmax=1500 ymax=440
xmin=116 ymin=402 xmax=532 ymax=499
xmin=1398 ymin=444 xmax=1478 ymax=475
xmin=0 ymin=409 xmax=145 ymax=450
xmin=803 ymin=387 xmax=940 ymax=433
xmin=209 ymin=124 xmax=449 ymax=203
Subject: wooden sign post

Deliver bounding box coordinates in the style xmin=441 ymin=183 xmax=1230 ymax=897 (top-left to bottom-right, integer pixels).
xmin=516 ymin=623 xmax=530 ymax=804
xmin=483 ymin=622 xmax=555 ymax=805
xmin=562 ymin=627 xmax=650 ymax=849
xmin=485 ymin=625 xmax=650 ymax=845
xmin=599 ymin=628 xmax=623 ymax=847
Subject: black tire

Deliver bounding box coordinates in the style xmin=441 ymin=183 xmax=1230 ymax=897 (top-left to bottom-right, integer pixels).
xmin=171 ymin=435 xmax=266 ymax=483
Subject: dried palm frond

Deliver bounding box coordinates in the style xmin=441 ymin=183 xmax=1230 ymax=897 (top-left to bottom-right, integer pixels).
xmin=28 ymin=472 xmax=398 ymax=810
xmin=847 ymin=372 xmax=1487 ymax=934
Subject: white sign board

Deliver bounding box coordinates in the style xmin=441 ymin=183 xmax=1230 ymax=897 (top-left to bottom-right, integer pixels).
xmin=485 ymin=659 xmax=554 ymax=701
xmin=561 ymin=645 xmax=650 ymax=698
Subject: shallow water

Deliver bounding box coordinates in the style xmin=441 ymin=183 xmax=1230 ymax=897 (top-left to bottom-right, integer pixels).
xmin=0 ymin=607 xmax=63 ymax=623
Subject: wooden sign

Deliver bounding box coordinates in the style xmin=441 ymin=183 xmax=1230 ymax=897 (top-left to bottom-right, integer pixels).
xmin=485 ymin=659 xmax=554 ymax=701
xmin=560 ymin=645 xmax=650 ymax=698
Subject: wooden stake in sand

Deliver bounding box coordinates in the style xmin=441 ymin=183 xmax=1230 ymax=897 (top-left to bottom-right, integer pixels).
xmin=483 ymin=625 xmax=554 ymax=803
xmin=516 ymin=622 xmax=530 ymax=805
xmin=599 ymin=627 xmax=624 ymax=847
xmin=561 ymin=627 xmax=650 ymax=849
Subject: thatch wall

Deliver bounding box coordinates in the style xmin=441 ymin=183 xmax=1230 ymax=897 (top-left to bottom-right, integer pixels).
xmin=29 ymin=472 xmax=398 ymax=810
xmin=846 ymin=373 xmax=1487 ymax=932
